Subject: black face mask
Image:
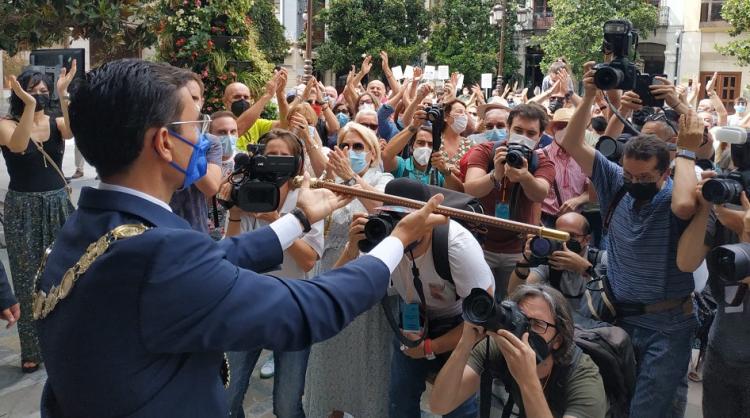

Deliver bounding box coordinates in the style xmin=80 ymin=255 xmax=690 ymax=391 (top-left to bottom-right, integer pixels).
xmin=566 ymin=238 xmax=582 ymax=254
xmin=231 ymin=99 xmax=250 ymax=117
xmin=623 ymin=179 xmax=660 ymax=201
xmin=548 ymin=98 xmax=563 ymax=114
xmin=32 ymin=93 xmax=50 ymax=112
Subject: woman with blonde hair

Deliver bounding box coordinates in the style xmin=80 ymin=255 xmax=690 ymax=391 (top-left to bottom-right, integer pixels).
xmin=304 ymin=121 xmax=394 ymax=417
xmin=285 ymin=101 xmax=329 ymax=177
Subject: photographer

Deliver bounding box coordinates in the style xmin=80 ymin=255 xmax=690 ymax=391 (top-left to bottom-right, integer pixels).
xmin=430 ymin=284 xmax=606 ymax=418
xmin=676 ymin=140 xmax=750 ymax=417
xmin=221 ymin=130 xmax=322 ymax=418
xmin=509 ymin=212 xmax=602 ymax=310
xmin=463 ymin=103 xmax=556 ymax=298
xmin=336 ymin=179 xmax=493 ymax=418
xmin=560 ymin=60 xmax=702 ymax=417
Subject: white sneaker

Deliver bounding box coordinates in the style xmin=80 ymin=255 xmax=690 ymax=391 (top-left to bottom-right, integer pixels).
xmin=259 ymin=357 xmax=274 ymax=379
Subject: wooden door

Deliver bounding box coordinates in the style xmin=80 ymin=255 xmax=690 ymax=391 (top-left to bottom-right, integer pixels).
xmin=700 ymin=71 xmax=742 ymax=114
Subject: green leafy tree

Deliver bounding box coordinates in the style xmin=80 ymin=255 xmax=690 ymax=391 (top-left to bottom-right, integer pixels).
xmin=0 ymin=0 xmax=158 ymax=64
xmin=534 ymin=0 xmax=658 ymax=77
xmin=427 ymin=0 xmax=520 ymax=86
xmin=315 ymin=0 xmax=430 ymax=76
xmin=249 ymin=0 xmax=290 ymax=64
xmin=157 ymin=0 xmax=273 ymax=114
xmin=716 ymin=0 xmax=750 ymax=66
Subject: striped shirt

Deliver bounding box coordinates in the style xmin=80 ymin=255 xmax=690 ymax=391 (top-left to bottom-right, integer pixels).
xmin=592 ymin=152 xmax=696 ymax=331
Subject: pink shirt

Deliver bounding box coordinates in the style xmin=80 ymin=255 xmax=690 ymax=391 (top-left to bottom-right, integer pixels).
xmin=541 ymin=140 xmax=589 ymax=216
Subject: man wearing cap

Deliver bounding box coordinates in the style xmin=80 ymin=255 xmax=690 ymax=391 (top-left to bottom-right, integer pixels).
xmin=539 ymin=108 xmax=592 ymax=227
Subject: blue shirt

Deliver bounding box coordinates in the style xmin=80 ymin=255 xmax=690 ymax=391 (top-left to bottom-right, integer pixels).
xmin=591 ymin=152 xmax=696 ymax=331
xmin=392 ymin=156 xmax=445 ymax=186
xmin=377 ymin=103 xmax=402 ymax=141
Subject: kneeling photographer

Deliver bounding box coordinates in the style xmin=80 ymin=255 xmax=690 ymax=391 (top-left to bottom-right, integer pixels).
xmin=430 ymin=284 xmax=606 ymax=418
xmin=677 ymin=129 xmax=750 ymax=417
xmin=509 ymin=212 xmax=604 ymax=311
xmin=335 ymin=178 xmax=494 ymax=418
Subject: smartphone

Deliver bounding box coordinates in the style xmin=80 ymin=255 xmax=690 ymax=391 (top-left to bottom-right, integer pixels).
xmin=634 ymin=73 xmax=667 ymax=108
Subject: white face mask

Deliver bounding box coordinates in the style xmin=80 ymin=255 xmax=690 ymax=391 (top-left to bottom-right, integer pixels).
xmin=450 ymin=114 xmax=468 ymax=134
xmin=412 ymin=147 xmax=431 ymax=166
xmin=359 ymin=103 xmax=374 ymax=111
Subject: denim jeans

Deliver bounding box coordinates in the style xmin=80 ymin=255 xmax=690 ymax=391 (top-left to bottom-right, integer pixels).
xmin=226 ymin=348 xmax=311 ymax=418
xmin=388 ymin=339 xmax=477 ymax=418
xmin=620 ymin=323 xmax=693 ymax=418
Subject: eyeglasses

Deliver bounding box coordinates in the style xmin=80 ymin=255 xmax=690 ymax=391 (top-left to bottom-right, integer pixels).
xmin=484 ymin=123 xmax=506 ymax=130
xmin=644 ymin=113 xmax=678 ymax=135
xmin=527 ymin=317 xmax=557 ymax=335
xmin=339 ymin=142 xmax=367 ymax=152
xmin=361 ymin=123 xmax=379 ymax=132
xmin=168 ymin=115 xmax=211 ymax=135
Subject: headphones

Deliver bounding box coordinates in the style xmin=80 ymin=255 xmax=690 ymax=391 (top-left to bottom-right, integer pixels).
xmin=258 ymin=130 xmax=306 ymax=176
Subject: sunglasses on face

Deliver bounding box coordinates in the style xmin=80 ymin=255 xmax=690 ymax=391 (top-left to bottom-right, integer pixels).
xmin=361 ymin=123 xmax=378 ymax=131
xmin=339 ymin=142 xmax=367 ymax=152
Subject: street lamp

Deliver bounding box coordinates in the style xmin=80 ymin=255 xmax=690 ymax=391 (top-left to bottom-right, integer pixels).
xmin=490 ymin=1 xmax=507 ymax=93
xmin=303 ymin=0 xmax=313 ymax=82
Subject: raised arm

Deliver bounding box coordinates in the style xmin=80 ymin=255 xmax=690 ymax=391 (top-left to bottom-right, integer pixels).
xmin=0 ymin=77 xmax=36 ymax=153
xmin=705 ymin=72 xmax=728 ymax=126
xmin=671 ymin=111 xmax=703 ymax=220
xmin=237 ymin=73 xmax=280 ymax=136
xmin=56 ymin=59 xmax=77 ymax=139
xmin=380 ymin=51 xmax=401 ymax=96
xmin=382 ymin=126 xmax=416 ymax=173
xmin=560 ymin=63 xmax=597 ymax=177
xmin=677 ymin=176 xmax=713 ymax=272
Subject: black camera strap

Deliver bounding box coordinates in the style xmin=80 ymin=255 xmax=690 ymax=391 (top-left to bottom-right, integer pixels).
xmin=380 ymin=250 xmax=430 ymax=349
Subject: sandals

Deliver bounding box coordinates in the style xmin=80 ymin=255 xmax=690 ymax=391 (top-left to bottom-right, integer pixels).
xmin=21 ymin=360 xmax=40 ymax=374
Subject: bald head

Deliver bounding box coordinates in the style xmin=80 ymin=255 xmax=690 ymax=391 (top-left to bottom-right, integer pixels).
xmin=555 ymin=212 xmax=590 ymax=253
xmin=223 ymin=82 xmax=251 ymax=110
xmin=641 ymin=120 xmax=675 ymax=143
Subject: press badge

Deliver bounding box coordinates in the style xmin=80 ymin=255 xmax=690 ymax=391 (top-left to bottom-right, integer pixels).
xmin=495 ymin=202 xmax=510 ymax=219
xmin=401 ymin=302 xmax=421 ymax=332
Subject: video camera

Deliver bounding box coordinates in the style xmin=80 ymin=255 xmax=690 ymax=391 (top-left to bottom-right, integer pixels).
xmin=217 ymin=144 xmax=299 ymax=213
xmin=701 ymin=127 xmax=750 ymax=205
xmin=462 ymin=288 xmax=550 ymax=363
xmin=594 ymin=20 xmax=665 ymax=108
xmin=707 ymin=243 xmax=750 ymax=283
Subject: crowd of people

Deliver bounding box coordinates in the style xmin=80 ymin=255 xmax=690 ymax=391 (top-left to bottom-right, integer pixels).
xmin=0 ymin=46 xmax=748 ymax=418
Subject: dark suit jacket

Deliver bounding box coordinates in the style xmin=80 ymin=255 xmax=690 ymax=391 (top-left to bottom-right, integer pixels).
xmin=0 ymin=262 xmax=16 ymax=310
xmin=37 ymin=187 xmax=390 ymax=417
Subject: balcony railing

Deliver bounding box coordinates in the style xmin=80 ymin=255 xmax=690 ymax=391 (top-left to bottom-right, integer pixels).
xmin=533 ymin=12 xmax=554 ymax=30
xmin=658 ymin=6 xmax=670 ymax=26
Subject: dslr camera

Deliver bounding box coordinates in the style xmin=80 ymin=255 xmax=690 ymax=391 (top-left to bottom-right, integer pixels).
xmin=595 ymin=133 xmax=632 ymax=163
xmin=526 ymin=236 xmax=583 ymax=267
xmin=701 ymin=170 xmax=750 ymax=205
xmin=505 ymin=133 xmax=537 ymax=169
xmin=218 ymin=144 xmax=299 ymax=213
xmin=594 ymin=20 xmax=665 ymax=107
xmin=423 ymin=104 xmax=444 ymax=152
xmin=707 ymin=243 xmax=750 ymax=284
xmin=358 ymin=207 xmax=411 ymax=253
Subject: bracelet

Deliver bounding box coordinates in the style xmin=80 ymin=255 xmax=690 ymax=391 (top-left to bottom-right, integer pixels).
xmin=291 ymin=208 xmax=312 ymax=233
xmin=514 ymin=265 xmax=530 ymax=280
xmin=229 ymin=218 xmax=241 ymax=222
xmin=489 ymin=170 xmax=501 ymax=189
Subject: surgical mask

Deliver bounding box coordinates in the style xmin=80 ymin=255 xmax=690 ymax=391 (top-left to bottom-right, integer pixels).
xmin=231 ymin=99 xmax=250 ymax=118
xmin=218 ymin=134 xmax=237 ymax=158
xmin=485 ymin=128 xmax=507 ymax=142
xmin=623 ymin=179 xmax=660 ymax=202
xmin=359 ymin=103 xmax=374 ymax=111
xmin=169 ymin=130 xmax=210 ymax=189
xmin=736 ymin=104 xmax=747 ymax=114
xmin=32 ymin=93 xmax=50 ymax=112
xmin=349 ymin=149 xmax=369 ymax=174
xmin=450 ymin=114 xmax=468 ymax=134
xmin=412 ymin=147 xmax=431 ymax=166
xmin=336 ymin=112 xmax=350 ymax=127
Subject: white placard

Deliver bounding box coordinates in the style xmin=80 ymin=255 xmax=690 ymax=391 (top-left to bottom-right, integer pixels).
xmin=437 ymin=65 xmax=450 ymax=80
xmin=456 ymin=74 xmax=465 ymax=90
xmin=481 ymin=73 xmax=493 ymax=89
xmin=391 ymin=66 xmax=404 ymax=80
xmin=424 ymin=65 xmax=436 ymax=80
xmin=404 ymin=65 xmax=415 ymax=79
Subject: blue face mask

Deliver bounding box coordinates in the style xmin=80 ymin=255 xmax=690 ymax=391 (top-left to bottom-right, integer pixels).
xmin=218 ymin=134 xmax=237 ymax=158
xmin=169 ymin=130 xmax=210 ymax=189
xmin=336 ymin=112 xmax=350 ymax=127
xmin=736 ymin=104 xmax=747 ymax=114
xmin=349 ymin=149 xmax=369 ymax=174
xmin=485 ymin=128 xmax=508 ymax=142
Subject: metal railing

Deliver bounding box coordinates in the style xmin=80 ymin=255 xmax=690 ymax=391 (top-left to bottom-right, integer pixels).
xmin=659 ymin=6 xmax=670 ymax=26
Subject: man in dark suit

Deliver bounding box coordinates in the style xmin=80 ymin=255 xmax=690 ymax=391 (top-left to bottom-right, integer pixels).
xmin=35 ymin=59 xmax=446 ymax=417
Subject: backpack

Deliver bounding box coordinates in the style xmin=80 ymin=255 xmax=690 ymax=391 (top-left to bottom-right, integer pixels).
xmin=483 ymin=325 xmax=636 ymax=418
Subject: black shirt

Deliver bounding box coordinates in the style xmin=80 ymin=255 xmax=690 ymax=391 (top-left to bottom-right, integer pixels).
xmin=2 ymin=117 xmax=66 ymax=192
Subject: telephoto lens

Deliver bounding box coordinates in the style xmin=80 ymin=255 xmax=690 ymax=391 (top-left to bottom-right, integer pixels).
xmin=707 ymin=243 xmax=750 ymax=283
xmin=596 ymin=135 xmax=629 ymax=163
xmin=462 ymin=288 xmax=528 ymax=335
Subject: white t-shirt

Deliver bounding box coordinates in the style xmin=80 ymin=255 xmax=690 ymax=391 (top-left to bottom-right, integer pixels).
xmin=389 ymin=220 xmax=493 ymax=319
xmin=239 ymin=188 xmax=324 ymax=279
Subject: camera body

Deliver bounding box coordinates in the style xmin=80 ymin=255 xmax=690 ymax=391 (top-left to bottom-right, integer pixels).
xmin=707 ymin=243 xmax=750 ymax=283
xmin=219 ymin=144 xmax=299 ymax=213
xmin=358 ymin=208 xmax=410 ymax=253
xmin=424 ymin=104 xmax=444 ymax=153
xmin=593 ymin=59 xmax=637 ymax=91
xmin=701 ymin=170 xmax=750 ymax=205
xmin=527 ymin=236 xmax=583 ymax=267
xmin=506 ymin=144 xmax=535 ymax=169
xmin=462 ymin=288 xmax=529 ymax=336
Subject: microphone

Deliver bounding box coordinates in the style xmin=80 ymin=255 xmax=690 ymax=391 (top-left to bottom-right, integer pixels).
xmin=234 ymin=152 xmax=251 ymax=167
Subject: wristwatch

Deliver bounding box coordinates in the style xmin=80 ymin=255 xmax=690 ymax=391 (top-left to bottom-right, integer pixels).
xmin=290 ymin=208 xmax=312 ymax=233
xmin=424 ymin=338 xmax=436 ymax=360
xmin=676 ymin=148 xmax=696 ymax=161
xmin=343 ymin=175 xmax=358 ymax=186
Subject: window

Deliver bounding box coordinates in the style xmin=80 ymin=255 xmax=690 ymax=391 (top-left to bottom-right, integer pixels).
xmin=700 ymin=71 xmax=742 ymax=113
xmin=701 ymin=0 xmax=724 ymax=23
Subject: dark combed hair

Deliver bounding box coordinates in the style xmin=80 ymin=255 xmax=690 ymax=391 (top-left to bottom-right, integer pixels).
xmin=623 ymin=134 xmax=670 ymax=173
xmin=258 ymin=129 xmax=306 ymax=175
xmin=509 ymin=284 xmax=575 ymax=366
xmin=8 ymin=69 xmax=53 ymax=119
xmin=69 ymin=59 xmax=193 ymax=178
xmin=508 ymin=103 xmax=549 ymax=134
